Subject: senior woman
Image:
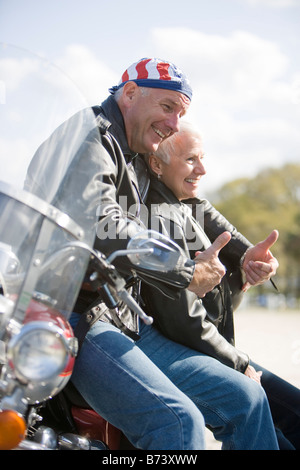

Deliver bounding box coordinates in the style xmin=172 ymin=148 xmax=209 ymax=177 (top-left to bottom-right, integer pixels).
xmin=136 ymin=121 xmax=300 ymax=450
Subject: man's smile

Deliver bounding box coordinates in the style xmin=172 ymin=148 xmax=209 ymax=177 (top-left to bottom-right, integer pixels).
xmin=151 ymin=125 xmax=167 ymax=139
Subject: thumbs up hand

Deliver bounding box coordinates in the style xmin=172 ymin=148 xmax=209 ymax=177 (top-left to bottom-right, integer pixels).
xmin=241 ymin=230 xmax=279 ymax=291
xmin=188 ymin=231 xmax=231 ymax=298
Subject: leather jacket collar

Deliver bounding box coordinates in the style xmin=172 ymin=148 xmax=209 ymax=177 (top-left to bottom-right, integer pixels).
xmin=148 ymin=175 xmax=193 ymax=215
xmin=96 ymin=96 xmax=150 ymax=201
xmin=98 ymin=96 xmax=137 ymax=163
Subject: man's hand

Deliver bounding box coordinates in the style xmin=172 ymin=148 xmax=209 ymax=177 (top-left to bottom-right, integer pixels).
xmin=188 ymin=232 xmax=231 ymax=298
xmin=242 ymin=230 xmax=279 ymax=292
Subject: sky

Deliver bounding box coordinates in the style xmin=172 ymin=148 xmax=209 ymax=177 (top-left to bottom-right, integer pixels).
xmin=1 ymin=0 xmax=300 ymax=196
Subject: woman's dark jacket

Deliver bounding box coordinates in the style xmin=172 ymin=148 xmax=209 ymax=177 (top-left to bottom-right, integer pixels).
xmin=143 ymin=175 xmax=251 ymax=372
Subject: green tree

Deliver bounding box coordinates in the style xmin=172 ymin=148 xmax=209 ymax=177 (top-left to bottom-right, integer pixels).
xmin=210 ymin=163 xmax=300 ymax=300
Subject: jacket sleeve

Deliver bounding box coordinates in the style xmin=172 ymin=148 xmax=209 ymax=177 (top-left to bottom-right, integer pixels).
xmin=142 ymin=283 xmax=249 ymax=372
xmin=144 ymin=209 xmax=249 ymax=372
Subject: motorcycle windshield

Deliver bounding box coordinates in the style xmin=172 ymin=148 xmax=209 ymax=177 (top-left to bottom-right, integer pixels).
xmin=0 ymin=44 xmax=102 ymax=323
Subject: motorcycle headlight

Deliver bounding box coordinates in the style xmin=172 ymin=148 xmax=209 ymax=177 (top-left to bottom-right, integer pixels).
xmin=7 ymin=321 xmax=75 ymax=383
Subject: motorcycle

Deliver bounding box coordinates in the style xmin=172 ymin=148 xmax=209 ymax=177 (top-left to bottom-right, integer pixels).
xmin=0 ymin=44 xmax=188 ymax=450
xmin=14 ymin=229 xmax=186 ymax=451
xmin=0 ymin=228 xmax=184 ymax=451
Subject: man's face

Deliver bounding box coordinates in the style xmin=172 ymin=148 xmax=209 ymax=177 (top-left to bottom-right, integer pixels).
xmin=121 ymin=84 xmax=190 ymax=154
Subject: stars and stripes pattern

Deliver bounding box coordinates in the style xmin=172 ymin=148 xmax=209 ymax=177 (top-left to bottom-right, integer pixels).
xmin=109 ymin=58 xmax=192 ymax=100
xmin=121 ymin=58 xmax=173 ymax=83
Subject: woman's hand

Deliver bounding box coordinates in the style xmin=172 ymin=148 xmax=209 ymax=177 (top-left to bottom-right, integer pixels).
xmin=242 ymin=230 xmax=279 ymax=292
xmin=244 ymin=365 xmax=262 ymax=384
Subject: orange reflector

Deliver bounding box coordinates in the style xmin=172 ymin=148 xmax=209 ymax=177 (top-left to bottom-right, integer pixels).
xmin=0 ymin=409 xmax=26 ymax=450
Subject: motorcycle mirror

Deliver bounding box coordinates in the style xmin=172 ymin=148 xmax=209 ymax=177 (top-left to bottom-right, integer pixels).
xmin=126 ymin=230 xmax=186 ymax=272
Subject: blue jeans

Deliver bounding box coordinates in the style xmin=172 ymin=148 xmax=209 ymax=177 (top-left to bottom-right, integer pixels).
xmin=70 ymin=316 xmax=279 ymax=450
xmin=251 ymin=361 xmax=300 ymax=450
xmin=70 ymin=315 xmax=206 ymax=450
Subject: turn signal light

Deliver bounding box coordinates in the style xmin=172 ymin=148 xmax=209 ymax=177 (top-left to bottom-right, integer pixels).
xmin=0 ymin=409 xmax=26 ymax=450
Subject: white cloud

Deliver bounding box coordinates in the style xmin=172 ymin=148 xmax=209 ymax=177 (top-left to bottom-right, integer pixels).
xmin=0 ymin=137 xmax=32 ymax=187
xmin=150 ymin=27 xmax=300 ymax=195
xmin=49 ymin=36 xmax=300 ymax=195
xmin=0 ymin=56 xmax=39 ymax=92
xmin=49 ymin=35 xmax=300 ymax=195
xmin=4 ymin=36 xmax=295 ymax=196
xmin=1 ymin=44 xmax=113 ymax=188
xmin=152 ymin=28 xmax=289 ymax=106
xmin=55 ymin=45 xmax=118 ymax=105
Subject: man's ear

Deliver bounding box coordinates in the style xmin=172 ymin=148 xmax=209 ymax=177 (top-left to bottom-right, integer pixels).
xmin=148 ymin=154 xmax=163 ymax=176
xmin=121 ymin=81 xmax=139 ymax=106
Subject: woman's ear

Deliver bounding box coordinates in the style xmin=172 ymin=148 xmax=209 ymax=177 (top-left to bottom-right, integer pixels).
xmin=148 ymin=155 xmax=163 ymax=176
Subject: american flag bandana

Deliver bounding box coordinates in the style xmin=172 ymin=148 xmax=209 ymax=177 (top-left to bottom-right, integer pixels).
xmin=109 ymin=58 xmax=192 ymax=100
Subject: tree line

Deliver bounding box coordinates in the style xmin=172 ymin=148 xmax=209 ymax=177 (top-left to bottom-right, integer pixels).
xmin=209 ymin=163 xmax=300 ymax=304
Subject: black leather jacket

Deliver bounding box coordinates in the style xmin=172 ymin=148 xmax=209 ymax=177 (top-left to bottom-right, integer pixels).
xmin=143 ymin=176 xmax=251 ymax=372
xmin=74 ymin=96 xmax=195 ymax=337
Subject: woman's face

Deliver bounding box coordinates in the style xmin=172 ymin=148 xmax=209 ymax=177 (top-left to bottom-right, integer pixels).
xmin=158 ymin=133 xmax=206 ymax=200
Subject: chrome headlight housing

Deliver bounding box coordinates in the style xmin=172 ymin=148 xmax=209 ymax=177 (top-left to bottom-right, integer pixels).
xmin=7 ymin=321 xmax=77 ymax=384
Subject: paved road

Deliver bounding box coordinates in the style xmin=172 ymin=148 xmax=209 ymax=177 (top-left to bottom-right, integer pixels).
xmin=206 ymin=306 xmax=300 ymax=450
